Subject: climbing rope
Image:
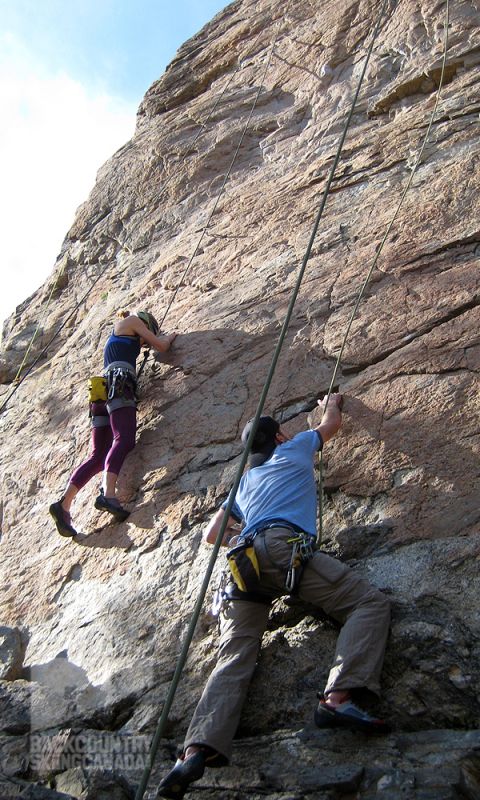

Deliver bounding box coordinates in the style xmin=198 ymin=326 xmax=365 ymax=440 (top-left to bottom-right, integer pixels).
xmin=134 ymin=1 xmax=391 ymax=796
xmin=317 ymin=0 xmax=450 ymax=542
xmin=0 ymin=29 xmax=267 ymax=416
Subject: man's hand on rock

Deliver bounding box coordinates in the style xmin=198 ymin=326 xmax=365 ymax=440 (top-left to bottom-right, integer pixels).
xmin=318 ymin=392 xmax=344 ymax=412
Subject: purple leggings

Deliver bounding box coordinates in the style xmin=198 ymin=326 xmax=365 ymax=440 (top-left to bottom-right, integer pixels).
xmin=70 ymin=406 xmax=137 ymax=490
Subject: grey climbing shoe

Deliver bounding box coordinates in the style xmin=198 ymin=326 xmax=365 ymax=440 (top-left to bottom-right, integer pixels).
xmin=49 ymin=501 xmax=77 ymax=537
xmin=315 ymin=699 xmax=390 ymax=733
xmin=156 ymin=751 xmax=206 ymax=799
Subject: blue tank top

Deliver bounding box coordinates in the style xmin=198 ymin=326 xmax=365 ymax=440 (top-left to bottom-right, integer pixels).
xmin=103 ymin=333 xmax=141 ymax=370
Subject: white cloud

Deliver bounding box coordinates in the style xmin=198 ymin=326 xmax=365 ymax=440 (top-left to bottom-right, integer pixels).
xmin=0 ymin=32 xmax=136 ymax=326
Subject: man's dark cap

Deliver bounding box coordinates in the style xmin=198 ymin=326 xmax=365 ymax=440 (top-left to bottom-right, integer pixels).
xmin=241 ymin=416 xmax=280 ymax=452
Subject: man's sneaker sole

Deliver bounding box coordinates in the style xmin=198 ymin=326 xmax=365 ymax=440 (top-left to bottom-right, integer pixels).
xmin=314 ymin=701 xmax=390 ymax=734
xmin=156 ymin=752 xmax=206 ymax=799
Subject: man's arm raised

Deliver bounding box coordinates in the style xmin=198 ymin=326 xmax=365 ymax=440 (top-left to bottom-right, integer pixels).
xmin=315 ymin=392 xmax=343 ymax=444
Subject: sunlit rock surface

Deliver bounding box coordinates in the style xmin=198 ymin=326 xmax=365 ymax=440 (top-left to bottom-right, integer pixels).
xmin=1 ymin=0 xmax=479 ymax=797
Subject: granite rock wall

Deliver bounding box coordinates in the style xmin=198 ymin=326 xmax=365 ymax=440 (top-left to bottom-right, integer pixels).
xmin=0 ymin=0 xmax=479 ymax=797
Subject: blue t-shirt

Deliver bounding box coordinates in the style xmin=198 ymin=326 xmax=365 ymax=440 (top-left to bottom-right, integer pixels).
xmin=225 ymin=430 xmax=323 ymax=538
xmin=103 ymin=333 xmax=141 ymax=370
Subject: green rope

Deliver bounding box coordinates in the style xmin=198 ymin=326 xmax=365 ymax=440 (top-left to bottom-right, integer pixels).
xmin=133 ymin=2 xmax=391 ymax=797
xmin=317 ymin=0 xmax=450 ymax=543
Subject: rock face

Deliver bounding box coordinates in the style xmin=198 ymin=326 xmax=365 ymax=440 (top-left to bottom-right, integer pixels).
xmin=0 ymin=0 xmax=479 ymax=797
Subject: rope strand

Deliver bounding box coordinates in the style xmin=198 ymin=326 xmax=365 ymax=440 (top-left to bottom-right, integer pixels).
xmin=317 ymin=0 xmax=450 ymax=542
xmin=133 ymin=2 xmax=390 ymax=796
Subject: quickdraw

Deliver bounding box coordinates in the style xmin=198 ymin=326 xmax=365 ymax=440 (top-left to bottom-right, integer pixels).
xmin=285 ymin=533 xmax=316 ymax=594
xmin=107 ymin=367 xmax=137 ymax=402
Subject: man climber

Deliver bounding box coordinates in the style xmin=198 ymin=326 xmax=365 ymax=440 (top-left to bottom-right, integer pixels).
xmin=157 ymin=394 xmax=391 ymax=799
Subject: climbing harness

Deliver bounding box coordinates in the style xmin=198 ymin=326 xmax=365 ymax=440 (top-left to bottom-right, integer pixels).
xmin=225 ymin=522 xmax=315 ymax=597
xmin=89 ymin=403 xmax=109 ymax=428
xmin=105 ymin=363 xmax=137 ymax=404
xmin=134 ymin=2 xmax=393 ymax=795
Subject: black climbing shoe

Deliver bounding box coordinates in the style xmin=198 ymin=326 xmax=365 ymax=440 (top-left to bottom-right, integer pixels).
xmin=156 ymin=751 xmax=206 ymax=799
xmin=49 ymin=501 xmax=77 ymax=537
xmin=314 ymin=699 xmax=390 ymax=734
xmin=94 ymin=491 xmax=130 ymax=522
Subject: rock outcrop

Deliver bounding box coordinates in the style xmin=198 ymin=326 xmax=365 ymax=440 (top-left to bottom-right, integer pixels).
xmin=1 ymin=0 xmax=479 ymax=797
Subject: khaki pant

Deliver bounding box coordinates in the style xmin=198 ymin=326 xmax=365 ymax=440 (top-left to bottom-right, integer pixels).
xmin=185 ymin=527 xmax=390 ymax=762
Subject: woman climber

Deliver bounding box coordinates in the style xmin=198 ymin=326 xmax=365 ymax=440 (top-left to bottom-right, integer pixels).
xmin=49 ymin=310 xmax=176 ymax=537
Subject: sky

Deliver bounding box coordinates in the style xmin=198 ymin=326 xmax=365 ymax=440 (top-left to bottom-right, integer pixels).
xmin=0 ymin=0 xmax=228 ymax=327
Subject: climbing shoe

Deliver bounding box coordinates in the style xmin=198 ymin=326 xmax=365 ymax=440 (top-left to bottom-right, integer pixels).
xmin=314 ymin=698 xmax=390 ymax=734
xmin=94 ymin=491 xmax=130 ymax=522
xmin=156 ymin=751 xmax=206 ymax=799
xmin=49 ymin=501 xmax=77 ymax=537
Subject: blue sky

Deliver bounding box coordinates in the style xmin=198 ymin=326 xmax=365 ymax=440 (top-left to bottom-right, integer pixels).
xmin=0 ymin=0 xmax=228 ymax=326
